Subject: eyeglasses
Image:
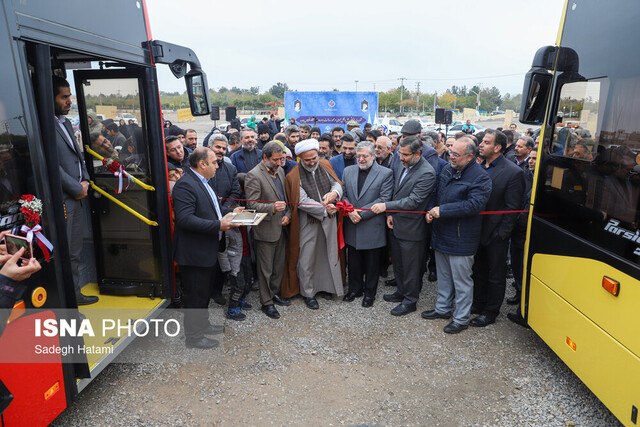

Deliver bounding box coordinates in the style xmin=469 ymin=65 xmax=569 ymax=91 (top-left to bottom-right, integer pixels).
xmin=449 ymin=150 xmax=469 ymax=158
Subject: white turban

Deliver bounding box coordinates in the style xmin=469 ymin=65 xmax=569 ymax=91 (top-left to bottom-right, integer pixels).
xmin=294 ymin=138 xmax=319 ymax=156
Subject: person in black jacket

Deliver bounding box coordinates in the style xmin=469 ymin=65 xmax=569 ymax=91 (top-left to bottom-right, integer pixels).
xmin=470 ymin=129 xmax=525 ymax=327
xmin=172 ymin=147 xmax=240 ymax=349
xmin=422 ymin=137 xmax=492 ymax=334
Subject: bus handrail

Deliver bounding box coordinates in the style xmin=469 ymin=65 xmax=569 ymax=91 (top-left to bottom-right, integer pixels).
xmin=89 ymin=181 xmax=158 ymax=227
xmin=84 ymin=146 xmax=156 ymax=191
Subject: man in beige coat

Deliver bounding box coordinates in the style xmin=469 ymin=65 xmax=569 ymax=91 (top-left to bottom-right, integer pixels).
xmin=245 ymin=142 xmax=291 ymax=319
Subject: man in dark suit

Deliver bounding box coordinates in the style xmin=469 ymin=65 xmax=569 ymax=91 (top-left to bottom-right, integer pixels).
xmin=371 ymin=136 xmax=436 ymax=316
xmin=172 ymin=147 xmax=240 ymax=349
xmin=53 ymin=76 xmax=96 ymax=305
xmin=245 ymin=142 xmax=291 ymax=319
xmin=230 ymin=128 xmax=262 ymax=173
xmin=471 ymin=129 xmax=526 ymax=327
xmin=389 ymin=119 xmax=440 ymax=179
xmin=342 ymin=141 xmax=394 ymax=307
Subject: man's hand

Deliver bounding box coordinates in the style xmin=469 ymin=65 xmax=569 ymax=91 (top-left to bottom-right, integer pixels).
xmin=0 ymin=230 xmax=12 ymax=264
xmin=76 ymin=181 xmax=89 ymax=200
xmin=425 ymin=213 xmax=433 ymax=223
xmin=386 ymin=215 xmax=393 ymax=229
xmin=233 ymin=206 xmax=245 ymax=214
xmin=273 ymin=201 xmax=287 ymax=213
xmin=326 ymin=203 xmax=338 ymax=215
xmin=220 ymin=218 xmax=239 ymax=231
xmin=281 ymin=216 xmax=290 ymax=226
xmin=429 ymin=206 xmax=440 ymax=219
xmin=348 ymin=211 xmax=362 ymax=224
xmin=322 ymin=191 xmax=338 ymax=205
xmin=0 ymin=248 xmax=41 ymax=281
xmin=371 ymin=203 xmax=386 ymax=214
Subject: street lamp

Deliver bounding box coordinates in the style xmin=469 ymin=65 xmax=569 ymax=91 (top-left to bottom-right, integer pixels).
xmin=355 ymin=80 xmax=359 ymax=91
xmin=469 ymin=89 xmax=480 ymax=112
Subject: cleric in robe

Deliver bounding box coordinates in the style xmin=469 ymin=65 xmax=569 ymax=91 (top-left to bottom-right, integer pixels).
xmin=281 ymin=139 xmax=344 ymax=309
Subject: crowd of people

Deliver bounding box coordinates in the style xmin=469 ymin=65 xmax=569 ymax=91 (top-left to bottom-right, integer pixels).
xmin=168 ymin=114 xmax=540 ymax=348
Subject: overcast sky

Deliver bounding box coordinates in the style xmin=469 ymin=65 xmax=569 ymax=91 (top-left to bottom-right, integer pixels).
xmin=147 ymin=0 xmax=565 ymax=96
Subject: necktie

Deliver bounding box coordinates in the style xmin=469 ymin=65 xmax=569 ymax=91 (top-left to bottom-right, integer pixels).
xmin=399 ymin=167 xmax=409 ymax=185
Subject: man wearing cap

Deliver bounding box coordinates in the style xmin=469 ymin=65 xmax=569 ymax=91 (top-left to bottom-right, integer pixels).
xmin=282 ymin=139 xmax=344 ymax=309
xmin=257 ymin=123 xmax=271 ymax=150
xmin=329 ymin=133 xmax=357 ymax=180
xmin=389 ymin=119 xmax=440 ymax=179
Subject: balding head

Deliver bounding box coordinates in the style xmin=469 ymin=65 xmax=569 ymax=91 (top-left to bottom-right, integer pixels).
xmin=375 ymin=136 xmax=392 ymax=159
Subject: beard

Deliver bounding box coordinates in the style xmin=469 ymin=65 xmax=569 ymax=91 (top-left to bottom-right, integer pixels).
xmin=319 ymin=152 xmax=331 ymax=160
xmin=358 ymin=159 xmax=374 ymax=170
xmin=264 ymin=159 xmax=280 ymax=173
xmin=301 ymin=161 xmax=319 ymax=173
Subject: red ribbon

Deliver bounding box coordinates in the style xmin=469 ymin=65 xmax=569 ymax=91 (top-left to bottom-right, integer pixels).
xmin=335 ymin=200 xmax=355 ymax=250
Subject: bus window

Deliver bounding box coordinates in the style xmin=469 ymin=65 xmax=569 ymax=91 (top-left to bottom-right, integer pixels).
xmin=537 ymin=75 xmax=640 ymax=262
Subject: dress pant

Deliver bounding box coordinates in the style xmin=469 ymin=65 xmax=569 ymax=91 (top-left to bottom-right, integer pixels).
xmin=389 ymin=234 xmax=426 ymax=305
xmin=472 ymin=238 xmax=509 ymax=318
xmin=434 ymin=251 xmax=475 ymax=325
xmin=346 ymin=245 xmax=382 ymax=298
xmin=254 ymin=235 xmax=285 ymax=306
xmin=64 ymin=199 xmax=84 ymax=296
xmin=180 ymin=265 xmax=216 ymax=340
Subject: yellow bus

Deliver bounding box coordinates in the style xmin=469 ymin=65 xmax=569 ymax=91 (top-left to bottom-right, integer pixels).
xmin=520 ymin=1 xmax=640 ymax=425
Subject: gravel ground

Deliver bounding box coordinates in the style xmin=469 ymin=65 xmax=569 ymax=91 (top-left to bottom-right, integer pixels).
xmin=52 ymin=272 xmax=621 ymax=426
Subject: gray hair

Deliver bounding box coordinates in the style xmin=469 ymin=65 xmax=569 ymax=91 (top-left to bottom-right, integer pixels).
xmin=285 ymin=125 xmax=300 ymax=137
xmin=356 ymin=140 xmax=375 ymax=156
xmin=517 ymin=135 xmax=535 ymax=149
xmin=241 ymin=127 xmax=256 ymax=136
xmin=299 ymin=124 xmax=311 ymax=131
xmin=458 ymin=136 xmax=478 ymax=157
xmin=420 ymin=135 xmax=435 ymax=148
xmin=211 ymin=134 xmax=228 ymax=144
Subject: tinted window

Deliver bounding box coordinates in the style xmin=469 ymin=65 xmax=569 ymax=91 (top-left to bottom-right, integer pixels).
xmin=535 ymin=0 xmax=640 ymax=263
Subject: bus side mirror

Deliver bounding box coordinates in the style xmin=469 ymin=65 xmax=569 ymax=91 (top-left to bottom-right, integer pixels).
xmin=520 ymin=69 xmax=552 ymax=125
xmin=185 ymin=71 xmax=210 ymax=116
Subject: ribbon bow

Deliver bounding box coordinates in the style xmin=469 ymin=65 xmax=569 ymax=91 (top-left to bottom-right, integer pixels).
xmin=20 ymin=224 xmax=54 ymax=262
xmin=113 ymin=166 xmax=130 ymax=194
xmin=335 ymin=200 xmax=355 ymax=251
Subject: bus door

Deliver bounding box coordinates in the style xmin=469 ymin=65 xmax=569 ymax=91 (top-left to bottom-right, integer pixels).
xmin=72 ymin=68 xmax=171 ymax=299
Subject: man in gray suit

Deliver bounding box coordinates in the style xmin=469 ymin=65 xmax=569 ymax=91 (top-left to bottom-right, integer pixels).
xmin=53 ymin=76 xmax=97 ymax=305
xmin=245 ymin=142 xmax=291 ymax=320
xmin=371 ymin=136 xmax=435 ymax=316
xmin=342 ymin=141 xmax=394 ymax=307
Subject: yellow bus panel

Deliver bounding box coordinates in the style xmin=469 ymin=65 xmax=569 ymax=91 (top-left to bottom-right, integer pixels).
xmin=528 ymin=274 xmax=640 ymax=426
xmin=530 ymin=254 xmax=640 ymax=359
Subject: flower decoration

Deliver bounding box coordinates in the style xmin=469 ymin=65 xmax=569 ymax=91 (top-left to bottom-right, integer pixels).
xmin=19 ymin=194 xmax=43 ymax=228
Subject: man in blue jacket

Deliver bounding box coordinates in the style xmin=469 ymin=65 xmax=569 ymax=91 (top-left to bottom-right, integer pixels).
xmin=329 ymin=133 xmax=356 ymax=180
xmin=423 ymin=136 xmax=492 ymax=333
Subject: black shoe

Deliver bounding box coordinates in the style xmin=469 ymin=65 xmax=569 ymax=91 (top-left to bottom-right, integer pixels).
xmin=239 ymin=299 xmax=253 ymax=310
xmin=470 ymin=314 xmax=496 ymax=327
xmin=383 ymin=292 xmax=403 ymax=303
xmin=443 ymin=321 xmax=468 ymax=334
xmin=261 ymin=304 xmax=280 ymax=319
xmin=318 ymin=292 xmax=333 ymax=300
xmin=212 ymin=294 xmax=227 ymax=306
xmin=226 ymin=307 xmax=246 ymax=321
xmin=390 ymin=303 xmax=416 ymax=316
xmin=470 ymin=305 xmax=482 ymax=315
xmin=76 ymin=294 xmax=99 ymax=306
xmin=186 ymin=337 xmax=219 ymax=349
xmin=204 ymin=324 xmax=225 ymax=335
xmin=507 ymin=312 xmax=530 ymax=328
xmin=421 ymin=309 xmax=452 ymax=320
xmin=272 ymin=295 xmax=291 ymax=306
xmin=362 ymin=296 xmax=374 ymax=308
xmin=507 ymin=294 xmax=521 ymax=305
xmin=343 ymin=291 xmax=362 ymax=302
xmin=304 ymin=297 xmax=319 ymax=310
xmin=384 ymin=278 xmax=397 ymax=287
xmin=428 ymin=271 xmax=437 ymax=282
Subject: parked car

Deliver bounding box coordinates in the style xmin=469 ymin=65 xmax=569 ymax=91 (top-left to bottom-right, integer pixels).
xmin=115 ymin=112 xmax=138 ymax=124
xmin=445 ymin=123 xmax=485 ymax=138
xmin=490 ymin=110 xmax=505 ymax=116
xmin=418 ymin=119 xmax=437 ymax=132
xmin=377 ymin=116 xmax=404 ymax=133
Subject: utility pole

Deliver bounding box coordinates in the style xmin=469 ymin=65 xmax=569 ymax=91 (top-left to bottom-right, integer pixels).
xmin=398 ymin=77 xmax=406 ymax=113
xmin=373 ymin=83 xmax=376 ymax=91
xmin=355 ymin=80 xmax=359 ymax=91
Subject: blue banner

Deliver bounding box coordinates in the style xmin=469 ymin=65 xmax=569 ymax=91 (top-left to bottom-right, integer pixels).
xmin=284 ymin=91 xmax=379 ymax=133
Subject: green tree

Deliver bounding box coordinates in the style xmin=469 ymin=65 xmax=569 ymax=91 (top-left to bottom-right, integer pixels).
xmin=268 ymin=82 xmax=289 ymax=98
